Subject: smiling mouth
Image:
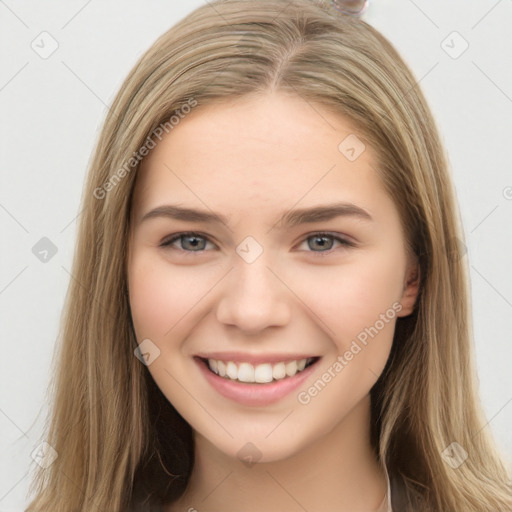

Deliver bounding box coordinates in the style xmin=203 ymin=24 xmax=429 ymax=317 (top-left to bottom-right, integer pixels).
xmin=197 ymin=356 xmax=320 ymax=384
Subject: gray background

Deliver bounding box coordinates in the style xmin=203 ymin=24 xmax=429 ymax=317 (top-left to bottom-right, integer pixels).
xmin=1 ymin=0 xmax=511 ymax=509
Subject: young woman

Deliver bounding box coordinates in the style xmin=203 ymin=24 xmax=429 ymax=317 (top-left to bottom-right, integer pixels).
xmin=27 ymin=1 xmax=512 ymax=511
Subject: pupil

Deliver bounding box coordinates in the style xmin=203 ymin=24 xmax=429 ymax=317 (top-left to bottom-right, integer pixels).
xmin=184 ymin=235 xmax=205 ymax=251
xmin=309 ymin=235 xmax=332 ymax=251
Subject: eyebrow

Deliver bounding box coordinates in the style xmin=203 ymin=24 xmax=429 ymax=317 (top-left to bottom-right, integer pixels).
xmin=139 ymin=202 xmax=373 ymax=228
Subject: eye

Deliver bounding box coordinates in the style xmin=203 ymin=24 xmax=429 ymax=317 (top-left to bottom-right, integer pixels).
xmin=159 ymin=231 xmax=355 ymax=255
xmin=298 ymin=232 xmax=355 ymax=254
xmin=160 ymin=232 xmax=216 ymax=252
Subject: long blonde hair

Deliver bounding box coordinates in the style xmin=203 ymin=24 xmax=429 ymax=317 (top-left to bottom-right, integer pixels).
xmin=27 ymin=1 xmax=512 ymax=510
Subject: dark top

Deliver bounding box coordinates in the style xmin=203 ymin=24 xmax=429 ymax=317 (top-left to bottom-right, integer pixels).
xmin=131 ymin=471 xmax=426 ymax=512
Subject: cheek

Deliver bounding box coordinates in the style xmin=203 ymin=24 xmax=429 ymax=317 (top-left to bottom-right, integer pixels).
xmin=128 ymin=248 xmax=227 ymax=351
xmin=291 ymin=254 xmax=403 ymax=413
xmin=128 ymin=262 xmax=170 ymax=340
xmin=128 ymin=252 xmax=200 ymax=340
xmin=291 ymin=250 xmax=404 ymax=350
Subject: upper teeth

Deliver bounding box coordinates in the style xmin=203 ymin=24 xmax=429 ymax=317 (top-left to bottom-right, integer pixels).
xmin=207 ymin=358 xmax=313 ymax=383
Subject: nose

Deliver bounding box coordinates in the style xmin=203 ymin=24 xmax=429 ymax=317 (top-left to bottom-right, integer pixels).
xmin=215 ymin=255 xmax=292 ymax=334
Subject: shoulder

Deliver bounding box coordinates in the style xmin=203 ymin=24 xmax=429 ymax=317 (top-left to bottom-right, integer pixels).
xmin=390 ymin=471 xmax=430 ymax=512
xmin=124 ymin=501 xmax=161 ymax=512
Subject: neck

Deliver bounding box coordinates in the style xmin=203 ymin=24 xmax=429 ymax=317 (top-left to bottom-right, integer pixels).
xmin=166 ymin=395 xmax=388 ymax=512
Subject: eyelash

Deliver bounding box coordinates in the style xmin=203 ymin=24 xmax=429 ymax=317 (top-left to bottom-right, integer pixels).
xmin=159 ymin=231 xmax=355 ymax=256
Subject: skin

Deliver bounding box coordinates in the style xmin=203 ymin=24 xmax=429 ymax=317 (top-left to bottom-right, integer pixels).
xmin=127 ymin=91 xmax=420 ymax=512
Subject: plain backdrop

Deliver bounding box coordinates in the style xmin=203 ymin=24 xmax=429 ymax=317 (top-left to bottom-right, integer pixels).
xmin=1 ymin=0 xmax=511 ymax=509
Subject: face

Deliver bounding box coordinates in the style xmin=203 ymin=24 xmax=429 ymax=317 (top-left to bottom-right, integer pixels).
xmin=127 ymin=91 xmax=419 ymax=463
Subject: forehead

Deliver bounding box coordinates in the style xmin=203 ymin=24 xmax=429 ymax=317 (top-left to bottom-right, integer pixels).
xmin=131 ymin=92 xmax=387 ymax=220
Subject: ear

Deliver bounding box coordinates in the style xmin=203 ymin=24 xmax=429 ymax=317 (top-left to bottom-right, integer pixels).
xmin=396 ymin=260 xmax=421 ymax=317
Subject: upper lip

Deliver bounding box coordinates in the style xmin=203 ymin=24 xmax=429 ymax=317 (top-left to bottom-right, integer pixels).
xmin=195 ymin=352 xmax=320 ymax=365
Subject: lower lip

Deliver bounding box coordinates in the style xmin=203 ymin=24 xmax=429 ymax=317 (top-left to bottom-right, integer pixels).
xmin=195 ymin=357 xmax=320 ymax=406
